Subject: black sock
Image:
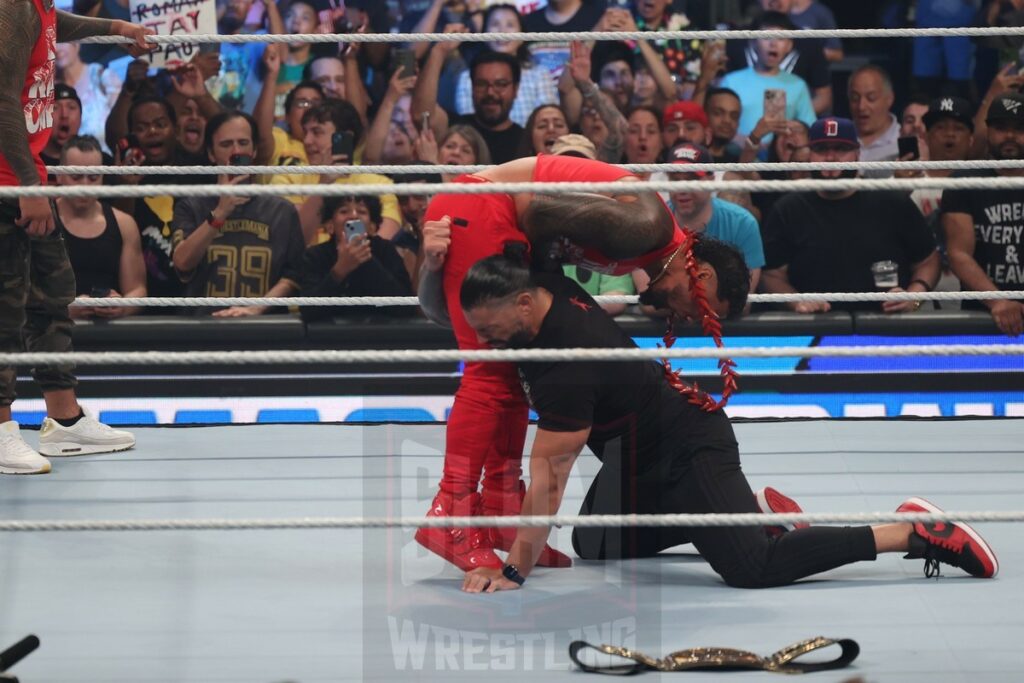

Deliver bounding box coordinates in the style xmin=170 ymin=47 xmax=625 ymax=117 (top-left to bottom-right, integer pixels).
xmin=54 ymin=410 xmax=84 ymax=427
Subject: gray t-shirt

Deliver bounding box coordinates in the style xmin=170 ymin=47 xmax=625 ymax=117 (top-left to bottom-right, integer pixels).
xmin=172 ymin=195 xmax=305 ymax=301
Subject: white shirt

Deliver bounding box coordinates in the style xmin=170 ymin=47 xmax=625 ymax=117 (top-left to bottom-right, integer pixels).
xmin=857 ymin=114 xmax=901 ymax=178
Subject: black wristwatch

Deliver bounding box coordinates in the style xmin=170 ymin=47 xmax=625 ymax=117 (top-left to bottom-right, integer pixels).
xmin=502 ymin=564 xmax=526 ymax=586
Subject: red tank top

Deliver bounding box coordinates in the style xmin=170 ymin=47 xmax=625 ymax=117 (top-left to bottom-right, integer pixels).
xmin=532 ymin=154 xmax=686 ymax=276
xmin=0 ymin=0 xmax=57 ymax=186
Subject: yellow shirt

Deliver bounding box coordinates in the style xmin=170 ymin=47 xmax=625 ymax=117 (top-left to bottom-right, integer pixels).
xmin=271 ymin=127 xmax=308 ymax=167
xmin=269 ymin=172 xmax=402 ymax=244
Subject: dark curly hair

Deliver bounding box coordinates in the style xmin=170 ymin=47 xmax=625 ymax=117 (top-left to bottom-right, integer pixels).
xmin=691 ymin=235 xmax=750 ymax=319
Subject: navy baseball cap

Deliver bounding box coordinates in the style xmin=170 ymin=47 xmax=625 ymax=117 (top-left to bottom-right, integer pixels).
xmin=923 ymin=96 xmax=974 ymax=132
xmin=808 ymin=116 xmax=859 ymax=150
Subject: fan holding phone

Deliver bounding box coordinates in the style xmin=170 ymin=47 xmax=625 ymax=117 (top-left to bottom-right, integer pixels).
xmin=171 ymin=112 xmax=306 ymax=317
xmin=268 ymin=99 xmax=404 ymax=243
xmin=298 ymin=195 xmax=414 ymax=323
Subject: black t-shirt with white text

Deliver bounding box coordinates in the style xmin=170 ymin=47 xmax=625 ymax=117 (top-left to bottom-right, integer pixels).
xmin=941 ymin=170 xmax=1024 ymax=304
xmin=763 ymin=191 xmax=937 ymax=311
xmin=517 ymin=275 xmax=731 ymax=472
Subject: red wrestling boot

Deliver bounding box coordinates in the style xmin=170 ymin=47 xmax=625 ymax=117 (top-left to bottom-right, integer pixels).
xmin=482 ymin=481 xmax=573 ymax=568
xmin=415 ymin=491 xmax=503 ymax=571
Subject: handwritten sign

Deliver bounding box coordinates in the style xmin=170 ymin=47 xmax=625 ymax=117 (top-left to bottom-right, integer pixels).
xmin=129 ymin=0 xmax=216 ymax=69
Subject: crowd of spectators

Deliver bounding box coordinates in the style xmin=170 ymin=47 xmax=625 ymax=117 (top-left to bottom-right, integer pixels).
xmin=49 ymin=0 xmax=1024 ymax=335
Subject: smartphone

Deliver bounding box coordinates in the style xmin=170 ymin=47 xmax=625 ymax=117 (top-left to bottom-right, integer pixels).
xmin=421 ymin=110 xmax=430 ymax=132
xmin=608 ymin=0 xmax=631 ymax=9
xmin=897 ymin=136 xmax=920 ymax=161
xmin=229 ymin=153 xmax=253 ymax=165
xmin=90 ymin=286 xmax=111 ymax=298
xmin=344 ymin=219 xmax=366 ymax=242
xmin=331 ymin=130 xmax=355 ymax=160
xmin=763 ymin=89 xmax=786 ymax=123
xmin=393 ymin=48 xmax=417 ymax=79
xmin=118 ymin=134 xmax=144 ymax=164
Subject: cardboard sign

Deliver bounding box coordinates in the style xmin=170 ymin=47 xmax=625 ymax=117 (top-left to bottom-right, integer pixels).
xmin=129 ymin=0 xmax=216 ymax=69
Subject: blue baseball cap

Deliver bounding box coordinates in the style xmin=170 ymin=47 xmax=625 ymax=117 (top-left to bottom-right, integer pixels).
xmin=808 ymin=117 xmax=859 ymax=150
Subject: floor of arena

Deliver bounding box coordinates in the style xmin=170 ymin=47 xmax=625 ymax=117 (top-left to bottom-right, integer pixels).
xmin=0 ymin=418 xmax=1021 ymax=682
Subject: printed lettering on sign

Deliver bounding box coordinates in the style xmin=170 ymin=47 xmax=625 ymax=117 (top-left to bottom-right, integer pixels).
xmin=129 ymin=0 xmax=216 ymax=69
xmin=24 ymin=25 xmax=56 ymax=134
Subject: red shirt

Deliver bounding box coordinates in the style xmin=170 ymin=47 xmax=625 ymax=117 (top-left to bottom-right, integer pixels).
xmin=532 ymin=154 xmax=686 ymax=276
xmin=0 ymin=0 xmax=56 ymax=186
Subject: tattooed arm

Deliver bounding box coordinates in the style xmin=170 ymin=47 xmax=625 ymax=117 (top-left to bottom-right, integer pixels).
xmin=580 ymin=83 xmax=627 ymax=164
xmin=55 ymin=9 xmax=112 ymax=40
xmin=56 ymin=11 xmax=155 ymax=56
xmin=0 ymin=0 xmax=41 ymax=188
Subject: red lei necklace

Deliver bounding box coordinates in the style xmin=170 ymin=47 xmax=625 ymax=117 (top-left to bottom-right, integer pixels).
xmin=659 ymin=231 xmax=739 ymax=412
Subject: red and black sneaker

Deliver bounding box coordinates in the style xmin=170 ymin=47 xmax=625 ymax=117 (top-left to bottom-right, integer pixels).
xmin=755 ymin=487 xmax=810 ymax=538
xmin=896 ymin=497 xmax=999 ymax=579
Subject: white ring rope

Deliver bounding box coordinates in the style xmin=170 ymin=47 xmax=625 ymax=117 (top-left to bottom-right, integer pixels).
xmin=0 ymin=511 xmax=1021 ymax=533
xmin=1 ymin=345 xmax=1020 ymax=366
xmin=18 ymin=176 xmax=1024 ymax=198
xmin=49 ymin=160 xmax=1024 ymax=176
xmin=75 ymin=26 xmax=1024 ymax=46
xmin=73 ymin=291 xmax=1024 ymax=307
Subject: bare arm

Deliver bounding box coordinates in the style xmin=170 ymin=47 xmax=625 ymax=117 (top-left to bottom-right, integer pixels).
xmin=55 ymin=9 xmax=112 ymax=40
xmin=811 ymin=85 xmax=833 ymax=117
xmin=504 ymin=428 xmax=587 ymax=577
xmin=411 ymin=0 xmax=447 ymax=61
xmin=0 ymin=0 xmax=41 ymax=187
xmin=411 ymin=28 xmax=460 ymax=138
xmin=586 ymin=88 xmax=627 ymax=164
xmin=945 ymin=210 xmax=1023 ymax=335
xmin=115 ymin=210 xmax=146 ymax=315
xmin=761 ymin=264 xmax=831 ymax=313
xmin=364 ymin=70 xmax=416 ymax=164
xmin=254 ymin=45 xmax=283 ymax=164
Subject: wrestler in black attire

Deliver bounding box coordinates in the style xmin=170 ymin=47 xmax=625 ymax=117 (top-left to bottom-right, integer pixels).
xmin=508 ymin=272 xmax=878 ymax=587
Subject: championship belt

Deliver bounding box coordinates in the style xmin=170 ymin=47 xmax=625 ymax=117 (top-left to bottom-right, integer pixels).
xmin=568 ymin=636 xmax=860 ymax=675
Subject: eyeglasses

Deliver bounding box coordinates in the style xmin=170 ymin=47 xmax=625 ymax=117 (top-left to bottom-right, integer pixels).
xmin=472 ymin=79 xmax=513 ymax=92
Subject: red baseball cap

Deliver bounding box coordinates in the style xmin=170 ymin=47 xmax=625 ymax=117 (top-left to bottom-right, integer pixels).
xmin=663 ymin=101 xmax=709 ymax=128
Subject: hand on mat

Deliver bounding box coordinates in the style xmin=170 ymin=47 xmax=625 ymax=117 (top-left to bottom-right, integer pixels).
xmin=462 ymin=567 xmax=520 ymax=593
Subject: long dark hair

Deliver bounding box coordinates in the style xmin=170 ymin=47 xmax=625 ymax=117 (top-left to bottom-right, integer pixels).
xmin=517 ymin=103 xmax=568 ymax=157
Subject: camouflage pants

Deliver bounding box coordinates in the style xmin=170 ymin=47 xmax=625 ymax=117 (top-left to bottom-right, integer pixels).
xmin=0 ymin=206 xmax=77 ymax=407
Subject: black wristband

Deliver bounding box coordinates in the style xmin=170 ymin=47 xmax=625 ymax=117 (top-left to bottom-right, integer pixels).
xmin=909 ymin=278 xmax=932 ymax=292
xmin=502 ymin=564 xmax=525 ymax=586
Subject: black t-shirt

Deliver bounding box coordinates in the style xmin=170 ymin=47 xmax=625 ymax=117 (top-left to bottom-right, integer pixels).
xmin=940 ymin=170 xmax=1024 ymax=304
xmin=763 ymin=191 xmax=937 ymax=311
xmin=171 ymin=195 xmax=305 ymax=306
xmin=522 ymin=1 xmax=607 ymax=32
xmin=726 ymin=36 xmax=831 ymax=91
xmin=517 ymin=275 xmax=725 ymax=472
xmin=451 ymin=113 xmax=526 ymax=165
xmin=299 ymin=235 xmax=414 ymax=322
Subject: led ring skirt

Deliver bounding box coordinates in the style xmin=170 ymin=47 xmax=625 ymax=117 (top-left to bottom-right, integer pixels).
xmin=3 ymin=28 xmax=1024 ymax=683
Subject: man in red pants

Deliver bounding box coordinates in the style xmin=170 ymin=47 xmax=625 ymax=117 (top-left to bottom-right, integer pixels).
xmin=415 ymin=154 xmax=751 ymax=571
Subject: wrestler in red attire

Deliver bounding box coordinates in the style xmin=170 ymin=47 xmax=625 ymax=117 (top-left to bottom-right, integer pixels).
xmin=415 ymin=155 xmax=749 ymax=571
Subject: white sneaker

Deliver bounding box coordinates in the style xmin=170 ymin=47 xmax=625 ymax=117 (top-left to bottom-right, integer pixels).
xmin=38 ymin=407 xmax=136 ymax=457
xmin=0 ymin=421 xmax=51 ymax=474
